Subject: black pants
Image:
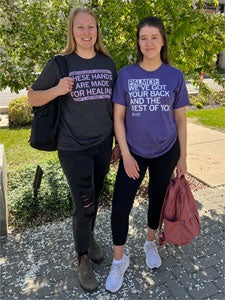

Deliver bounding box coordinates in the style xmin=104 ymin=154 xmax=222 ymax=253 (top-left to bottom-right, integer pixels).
xmin=58 ymin=135 xmax=112 ymax=255
xmin=111 ymin=139 xmax=180 ymax=246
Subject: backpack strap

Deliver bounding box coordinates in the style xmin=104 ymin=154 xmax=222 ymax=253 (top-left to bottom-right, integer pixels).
xmin=53 ymin=55 xmax=69 ymax=79
xmin=158 ymin=181 xmax=170 ymax=231
xmin=51 ymin=55 xmax=69 ymax=111
xmin=51 ymin=55 xmax=68 ymax=134
xmin=158 ymin=182 xmax=170 ymax=246
xmin=159 ymin=175 xmax=183 ymax=230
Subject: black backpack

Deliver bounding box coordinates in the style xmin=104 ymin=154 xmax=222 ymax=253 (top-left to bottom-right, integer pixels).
xmin=29 ymin=55 xmax=68 ymax=151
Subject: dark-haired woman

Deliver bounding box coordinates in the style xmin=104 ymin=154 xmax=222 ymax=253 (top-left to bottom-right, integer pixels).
xmin=105 ymin=16 xmax=189 ymax=292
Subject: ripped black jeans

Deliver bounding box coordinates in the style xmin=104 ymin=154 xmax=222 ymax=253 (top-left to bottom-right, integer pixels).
xmin=58 ymin=135 xmax=112 ymax=256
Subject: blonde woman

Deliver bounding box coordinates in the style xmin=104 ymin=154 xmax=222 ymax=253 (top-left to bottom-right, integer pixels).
xmin=28 ymin=7 xmax=119 ymax=292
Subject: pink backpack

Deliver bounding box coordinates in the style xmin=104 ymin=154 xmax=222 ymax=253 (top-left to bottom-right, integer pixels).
xmin=158 ymin=175 xmax=201 ymax=246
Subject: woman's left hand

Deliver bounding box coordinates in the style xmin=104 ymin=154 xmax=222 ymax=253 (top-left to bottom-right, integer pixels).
xmin=110 ymin=146 xmax=121 ymax=164
xmin=176 ymin=157 xmax=187 ymax=177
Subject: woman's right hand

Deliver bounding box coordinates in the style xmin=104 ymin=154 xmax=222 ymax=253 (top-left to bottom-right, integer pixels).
xmin=28 ymin=77 xmax=74 ymax=107
xmin=56 ymin=77 xmax=74 ymax=95
xmin=123 ymin=154 xmax=140 ymax=179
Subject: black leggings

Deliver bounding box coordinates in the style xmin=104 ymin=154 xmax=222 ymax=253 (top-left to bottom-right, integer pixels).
xmin=111 ymin=139 xmax=180 ymax=246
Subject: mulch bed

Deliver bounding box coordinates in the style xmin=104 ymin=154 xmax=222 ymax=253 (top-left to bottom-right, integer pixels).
xmin=135 ymin=173 xmax=208 ymax=203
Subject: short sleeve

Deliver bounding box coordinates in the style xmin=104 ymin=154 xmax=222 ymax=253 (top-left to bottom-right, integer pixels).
xmin=173 ymin=71 xmax=190 ymax=109
xmin=31 ymin=58 xmax=60 ymax=91
xmin=112 ymin=70 xmax=126 ymax=106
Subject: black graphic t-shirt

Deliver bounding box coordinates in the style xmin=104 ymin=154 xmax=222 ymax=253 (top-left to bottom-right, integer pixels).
xmin=32 ymin=52 xmax=117 ymax=150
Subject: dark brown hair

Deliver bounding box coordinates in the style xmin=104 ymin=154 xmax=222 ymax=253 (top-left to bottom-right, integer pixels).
xmin=136 ymin=16 xmax=170 ymax=64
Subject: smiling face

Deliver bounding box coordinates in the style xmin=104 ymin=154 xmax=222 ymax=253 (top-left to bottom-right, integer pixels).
xmin=73 ymin=12 xmax=97 ymax=54
xmin=138 ymin=26 xmax=164 ymax=62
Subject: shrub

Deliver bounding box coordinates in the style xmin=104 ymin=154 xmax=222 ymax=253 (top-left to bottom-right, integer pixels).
xmin=7 ymin=157 xmax=117 ymax=230
xmin=8 ymin=158 xmax=72 ymax=229
xmin=8 ymin=96 xmax=33 ymax=127
xmin=189 ymin=90 xmax=225 ymax=109
xmin=189 ymin=93 xmax=210 ymax=108
xmin=208 ymin=90 xmax=225 ymax=105
xmin=100 ymin=163 xmax=118 ymax=207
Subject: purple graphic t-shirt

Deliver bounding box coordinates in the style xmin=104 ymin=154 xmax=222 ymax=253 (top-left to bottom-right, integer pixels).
xmin=112 ymin=63 xmax=189 ymax=158
xmin=32 ymin=52 xmax=117 ymax=150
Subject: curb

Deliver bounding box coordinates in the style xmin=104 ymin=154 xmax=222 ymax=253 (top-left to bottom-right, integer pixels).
xmin=0 ymin=107 xmax=9 ymax=114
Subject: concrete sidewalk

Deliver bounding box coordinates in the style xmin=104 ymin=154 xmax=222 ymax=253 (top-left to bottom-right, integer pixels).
xmin=187 ymin=123 xmax=225 ymax=187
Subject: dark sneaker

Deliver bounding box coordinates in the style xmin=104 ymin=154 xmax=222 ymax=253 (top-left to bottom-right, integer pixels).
xmin=78 ymin=255 xmax=98 ymax=292
xmin=87 ymin=233 xmax=103 ymax=263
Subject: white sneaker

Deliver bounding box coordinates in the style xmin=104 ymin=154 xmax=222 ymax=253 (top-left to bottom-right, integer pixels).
xmin=105 ymin=254 xmax=130 ymax=292
xmin=144 ymin=241 xmax=161 ymax=269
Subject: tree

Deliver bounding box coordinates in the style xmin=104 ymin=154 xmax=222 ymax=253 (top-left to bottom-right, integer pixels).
xmin=0 ymin=0 xmax=224 ymax=92
xmin=95 ymin=0 xmax=225 ymax=91
xmin=0 ymin=0 xmax=76 ymax=92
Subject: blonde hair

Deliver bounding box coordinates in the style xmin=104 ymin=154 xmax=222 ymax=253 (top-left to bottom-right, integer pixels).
xmin=62 ymin=7 xmax=110 ymax=57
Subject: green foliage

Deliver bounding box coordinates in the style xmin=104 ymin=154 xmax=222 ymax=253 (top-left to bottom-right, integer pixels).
xmin=0 ymin=0 xmax=224 ymax=92
xmin=208 ymin=90 xmax=225 ymax=105
xmin=0 ymin=125 xmax=116 ymax=230
xmin=189 ymin=94 xmax=210 ymax=107
xmin=186 ymin=107 xmax=225 ymax=131
xmin=189 ymin=90 xmax=225 ymax=108
xmin=195 ymin=102 xmax=204 ymax=109
xmin=100 ymin=163 xmax=118 ymax=207
xmin=8 ymin=159 xmax=72 ymax=229
xmin=8 ymin=96 xmax=33 ymax=127
xmin=7 ymin=157 xmax=117 ymax=230
xmin=0 ymin=127 xmax=57 ymax=168
xmin=0 ymin=0 xmax=80 ymax=92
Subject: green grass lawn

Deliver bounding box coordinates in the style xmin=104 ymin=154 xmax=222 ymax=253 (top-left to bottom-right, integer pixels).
xmin=0 ymin=127 xmax=57 ymax=169
xmin=186 ymin=107 xmax=225 ymax=132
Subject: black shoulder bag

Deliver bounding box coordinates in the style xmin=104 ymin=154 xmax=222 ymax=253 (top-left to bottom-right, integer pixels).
xmin=29 ymin=55 xmax=68 ymax=151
